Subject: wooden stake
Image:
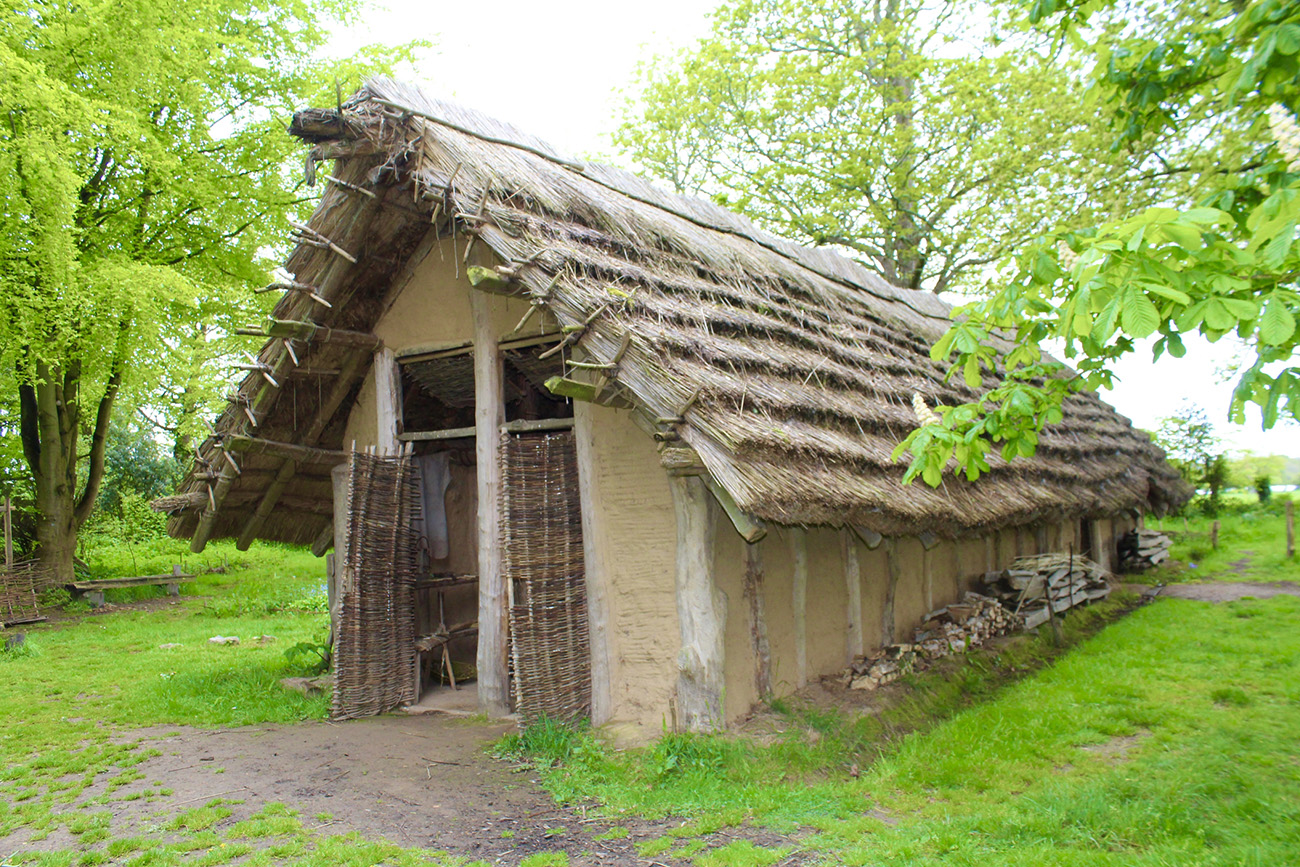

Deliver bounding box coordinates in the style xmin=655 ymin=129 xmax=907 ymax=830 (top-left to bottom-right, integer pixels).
xmin=1287 ymin=500 xmax=1295 ymax=559
xmin=743 ymin=540 xmax=771 ymax=699
xmin=791 ymin=528 xmax=808 ymax=689
xmin=882 ymin=538 xmax=900 ymax=645
xmin=842 ymin=530 xmax=863 ymax=662
xmin=1210 ymin=520 xmax=1220 ymax=550
xmin=3 ymin=496 xmax=12 ymax=571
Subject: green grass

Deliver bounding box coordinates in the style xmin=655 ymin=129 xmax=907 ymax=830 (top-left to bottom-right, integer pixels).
xmin=1148 ymin=492 xmax=1299 ymax=584
xmin=505 ymin=579 xmax=1300 ymax=864
xmin=0 ymin=537 xmax=481 ymax=867
xmin=6 ymin=512 xmax=1298 ymax=866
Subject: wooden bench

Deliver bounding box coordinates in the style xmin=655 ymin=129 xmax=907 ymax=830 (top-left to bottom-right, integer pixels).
xmin=70 ymin=565 xmax=195 ymax=608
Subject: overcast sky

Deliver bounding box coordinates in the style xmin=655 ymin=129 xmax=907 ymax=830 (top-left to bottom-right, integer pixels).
xmin=331 ymin=1 xmax=1298 ymax=456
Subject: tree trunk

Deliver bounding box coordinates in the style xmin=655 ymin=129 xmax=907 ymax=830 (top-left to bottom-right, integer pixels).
xmin=19 ymin=327 xmax=127 ymax=584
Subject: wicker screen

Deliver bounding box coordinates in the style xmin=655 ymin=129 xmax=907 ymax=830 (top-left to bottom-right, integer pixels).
xmin=501 ymin=431 xmax=591 ymax=724
xmin=331 ymin=450 xmax=421 ymax=720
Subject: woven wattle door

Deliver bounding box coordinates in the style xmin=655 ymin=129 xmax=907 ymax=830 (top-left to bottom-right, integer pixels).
xmin=501 ymin=430 xmax=592 ymax=723
xmin=331 ymin=451 xmax=421 ymax=720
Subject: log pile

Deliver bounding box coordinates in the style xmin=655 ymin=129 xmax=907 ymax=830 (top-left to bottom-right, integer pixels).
xmin=842 ymin=592 xmax=1018 ymax=691
xmin=1118 ymin=529 xmax=1172 ymax=571
xmin=981 ymin=553 xmax=1111 ymax=630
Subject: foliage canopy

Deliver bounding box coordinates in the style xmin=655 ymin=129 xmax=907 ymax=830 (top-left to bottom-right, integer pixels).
xmin=0 ymin=0 xmax=419 ymax=577
xmin=894 ymin=0 xmax=1300 ymax=487
xmin=618 ymin=0 xmax=1165 ymax=293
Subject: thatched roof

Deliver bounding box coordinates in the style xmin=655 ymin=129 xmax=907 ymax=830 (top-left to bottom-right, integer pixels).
xmin=163 ymin=78 xmax=1189 ymax=551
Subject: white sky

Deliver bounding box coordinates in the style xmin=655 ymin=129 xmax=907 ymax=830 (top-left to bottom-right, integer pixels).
xmin=330 ymin=1 xmax=1299 ymax=457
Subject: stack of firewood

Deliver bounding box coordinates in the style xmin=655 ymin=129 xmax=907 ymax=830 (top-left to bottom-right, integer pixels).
xmin=1118 ymin=529 xmax=1172 ymax=571
xmin=981 ymin=553 xmax=1111 ymax=630
xmin=842 ymin=592 xmax=1018 ymax=691
xmin=912 ymin=591 xmax=1019 ymax=658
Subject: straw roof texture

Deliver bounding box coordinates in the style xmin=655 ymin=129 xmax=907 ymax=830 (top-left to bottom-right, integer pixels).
xmin=164 ymin=78 xmax=1189 ymax=548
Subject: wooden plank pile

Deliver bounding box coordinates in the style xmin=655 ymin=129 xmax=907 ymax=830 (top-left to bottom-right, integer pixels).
xmin=842 ymin=592 xmax=1018 ymax=691
xmin=981 ymin=553 xmax=1111 ymax=630
xmin=1118 ymin=529 xmax=1172 ymax=571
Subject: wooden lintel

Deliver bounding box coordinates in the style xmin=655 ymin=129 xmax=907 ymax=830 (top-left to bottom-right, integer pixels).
xmin=702 ymin=475 xmax=765 ymax=543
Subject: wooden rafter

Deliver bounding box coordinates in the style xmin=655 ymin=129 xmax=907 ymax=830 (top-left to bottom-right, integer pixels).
xmin=235 ymin=350 xmax=369 ymax=551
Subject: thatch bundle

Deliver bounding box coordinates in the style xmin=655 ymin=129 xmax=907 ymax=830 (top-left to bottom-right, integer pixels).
xmin=164 ymin=78 xmax=1190 ymax=549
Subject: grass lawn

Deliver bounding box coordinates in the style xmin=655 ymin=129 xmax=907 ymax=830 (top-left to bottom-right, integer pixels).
xmin=1148 ymin=493 xmax=1298 ymax=584
xmin=1 ymin=511 xmax=1297 ymax=866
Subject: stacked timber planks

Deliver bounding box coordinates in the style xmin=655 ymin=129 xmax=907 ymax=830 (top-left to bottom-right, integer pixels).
xmin=982 ymin=553 xmax=1111 ymax=630
xmin=842 ymin=592 xmax=1018 ymax=691
xmin=1118 ymin=529 xmax=1173 ymax=571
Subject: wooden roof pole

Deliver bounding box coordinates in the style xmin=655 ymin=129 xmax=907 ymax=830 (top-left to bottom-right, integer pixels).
xmin=234 ymin=349 xmax=369 ymax=551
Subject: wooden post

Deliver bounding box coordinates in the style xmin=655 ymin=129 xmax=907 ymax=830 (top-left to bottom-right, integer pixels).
xmin=743 ymin=540 xmax=771 ymax=699
xmin=842 ymin=530 xmax=863 ymax=662
xmin=669 ymin=475 xmax=723 ymax=731
xmin=470 ymin=291 xmax=509 ymax=717
xmin=922 ymin=545 xmax=934 ymax=615
xmin=1287 ymin=500 xmax=1295 ymax=559
xmin=573 ymin=403 xmax=613 ymax=726
xmin=1210 ymin=520 xmax=1220 ymax=550
xmin=374 ymin=347 xmax=401 ymax=457
xmin=882 ymin=538 xmax=901 ymax=645
xmin=791 ymin=528 xmax=808 ymax=689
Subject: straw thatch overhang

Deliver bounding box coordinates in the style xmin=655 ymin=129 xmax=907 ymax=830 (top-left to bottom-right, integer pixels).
xmin=162 ymin=78 xmax=1189 ymax=551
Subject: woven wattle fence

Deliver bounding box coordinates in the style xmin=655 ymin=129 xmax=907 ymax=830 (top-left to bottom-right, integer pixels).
xmin=501 ymin=431 xmax=591 ymax=724
xmin=0 ymin=561 xmax=48 ymax=626
xmin=332 ymin=450 xmax=421 ymax=720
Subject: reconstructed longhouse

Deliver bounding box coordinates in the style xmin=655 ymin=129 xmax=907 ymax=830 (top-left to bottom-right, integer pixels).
xmin=161 ymin=79 xmax=1189 ymax=741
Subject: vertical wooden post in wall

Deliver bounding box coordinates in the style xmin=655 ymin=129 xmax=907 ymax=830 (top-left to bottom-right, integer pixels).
xmin=669 ymin=475 xmax=723 ymax=732
xmin=743 ymin=541 xmax=772 ymax=699
xmin=790 ymin=528 xmax=808 ymax=689
xmin=1035 ymin=525 xmax=1049 ymax=554
xmin=374 ymin=347 xmax=400 ymax=456
xmin=922 ymin=546 xmax=934 ymax=614
xmin=984 ymin=535 xmax=995 ymax=572
xmin=573 ymin=404 xmax=613 ymax=725
xmin=882 ymin=538 xmax=901 ymax=644
xmin=329 ymin=463 xmax=349 ymax=648
xmin=471 ymin=292 xmax=509 ymax=717
xmin=841 ymin=530 xmax=863 ymax=662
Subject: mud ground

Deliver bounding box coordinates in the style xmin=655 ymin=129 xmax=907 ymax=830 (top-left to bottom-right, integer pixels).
xmin=1154 ymin=580 xmax=1300 ymax=602
xmin=86 ymin=715 xmax=803 ymax=866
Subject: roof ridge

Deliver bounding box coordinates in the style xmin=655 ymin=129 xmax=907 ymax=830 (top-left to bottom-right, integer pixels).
xmin=358 ymin=78 xmax=956 ymax=331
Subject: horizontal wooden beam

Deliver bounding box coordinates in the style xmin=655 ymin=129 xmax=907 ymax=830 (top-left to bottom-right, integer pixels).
xmin=397 ymin=416 xmax=576 ymax=442
xmin=221 ymin=435 xmax=348 ymax=465
xmin=236 ymin=319 xmax=380 ymax=349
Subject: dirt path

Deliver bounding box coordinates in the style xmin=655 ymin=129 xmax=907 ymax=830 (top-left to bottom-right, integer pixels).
xmin=92 ymin=715 xmax=798 ymax=866
xmin=1155 ymin=580 xmax=1300 ymax=602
